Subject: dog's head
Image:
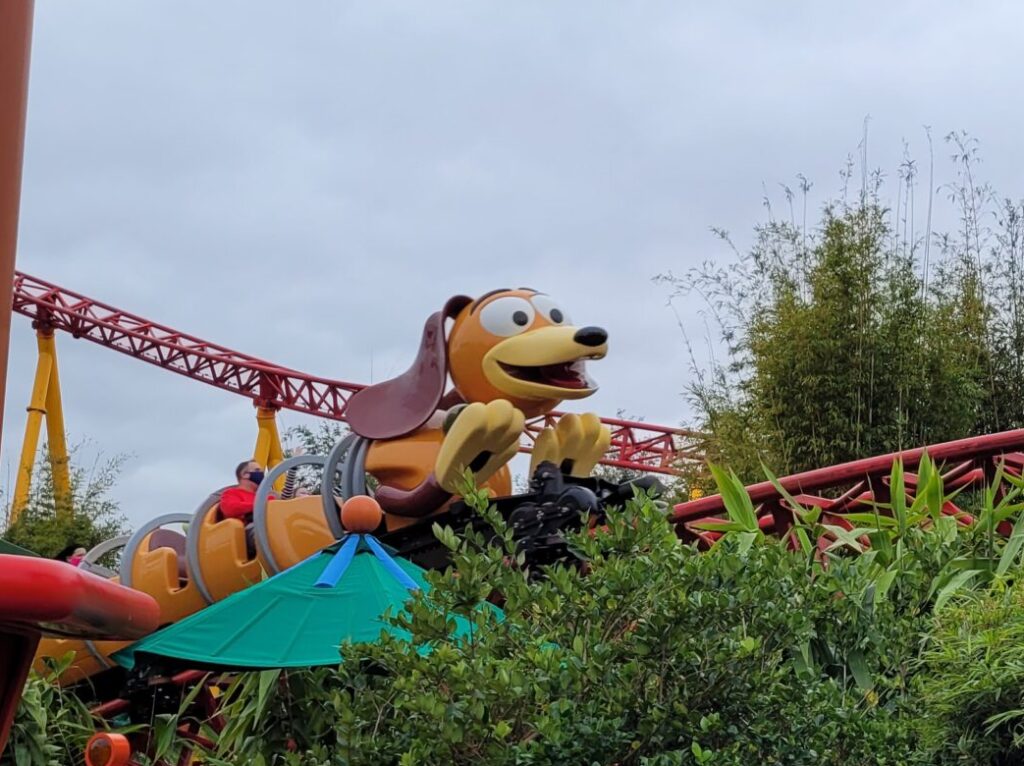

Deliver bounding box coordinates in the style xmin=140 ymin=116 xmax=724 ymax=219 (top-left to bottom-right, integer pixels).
xmin=347 ymin=289 xmax=608 ymax=440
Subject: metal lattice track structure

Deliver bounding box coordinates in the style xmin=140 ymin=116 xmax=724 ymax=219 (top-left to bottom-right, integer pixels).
xmin=672 ymin=429 xmax=1024 ymax=546
xmin=11 ymin=271 xmax=704 ymax=475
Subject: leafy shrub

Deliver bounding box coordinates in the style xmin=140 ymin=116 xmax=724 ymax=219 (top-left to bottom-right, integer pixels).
xmin=915 ymin=581 xmax=1024 ymax=765
xmin=2 ymin=445 xmax=129 ymax=559
xmin=202 ymin=487 xmax=919 ymax=765
xmin=2 ymin=657 xmax=94 ymax=766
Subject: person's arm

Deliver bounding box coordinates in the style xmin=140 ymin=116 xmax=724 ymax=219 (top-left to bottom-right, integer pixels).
xmin=219 ymin=488 xmax=254 ymax=520
xmin=280 ymin=446 xmax=306 ymax=500
xmin=281 ymin=467 xmax=298 ymax=499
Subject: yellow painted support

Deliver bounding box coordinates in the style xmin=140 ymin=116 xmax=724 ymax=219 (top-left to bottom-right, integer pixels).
xmin=11 ymin=331 xmax=71 ymax=522
xmin=253 ymin=406 xmax=286 ymax=493
xmin=41 ymin=333 xmax=70 ymax=517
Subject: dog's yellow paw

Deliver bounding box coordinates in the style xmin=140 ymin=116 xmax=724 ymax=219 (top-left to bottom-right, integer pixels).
xmin=529 ymin=412 xmax=611 ymax=478
xmin=435 ymin=400 xmax=525 ymax=493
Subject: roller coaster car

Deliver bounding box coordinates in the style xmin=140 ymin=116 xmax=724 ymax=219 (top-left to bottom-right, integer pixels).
xmin=187 ymin=491 xmax=263 ymax=604
xmin=256 ymin=495 xmax=341 ymax=573
xmin=122 ymin=517 xmax=206 ymax=626
xmin=33 ymin=515 xmax=205 ymax=686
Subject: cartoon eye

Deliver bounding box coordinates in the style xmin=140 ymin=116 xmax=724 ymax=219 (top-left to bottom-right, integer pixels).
xmin=531 ymin=294 xmax=570 ymax=325
xmin=479 ymin=297 xmax=537 ymax=337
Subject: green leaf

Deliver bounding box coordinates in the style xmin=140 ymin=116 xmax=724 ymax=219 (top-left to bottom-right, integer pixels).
xmin=847 ymin=649 xmax=873 ymax=691
xmin=933 ymin=569 xmax=983 ymax=610
xmin=708 ymin=462 xmax=759 ymax=533
xmin=996 ymin=509 xmax=1024 ymax=576
xmin=737 ymin=531 xmax=757 ymax=556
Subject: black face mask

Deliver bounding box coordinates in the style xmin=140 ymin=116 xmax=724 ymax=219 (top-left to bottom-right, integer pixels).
xmin=247 ymin=470 xmax=265 ymax=485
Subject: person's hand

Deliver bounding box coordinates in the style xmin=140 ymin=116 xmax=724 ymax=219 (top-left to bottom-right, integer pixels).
xmin=287 ymin=445 xmax=307 ymax=458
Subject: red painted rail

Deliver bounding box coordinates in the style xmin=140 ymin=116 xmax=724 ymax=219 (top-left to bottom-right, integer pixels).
xmin=672 ymin=429 xmax=1024 ymax=544
xmin=11 ymin=271 xmax=703 ymax=475
xmin=0 ymin=556 xmax=161 ymax=755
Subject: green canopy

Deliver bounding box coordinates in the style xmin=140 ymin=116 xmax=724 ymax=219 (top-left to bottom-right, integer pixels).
xmin=0 ymin=539 xmax=39 ymax=557
xmin=114 ymin=536 xmax=492 ymax=671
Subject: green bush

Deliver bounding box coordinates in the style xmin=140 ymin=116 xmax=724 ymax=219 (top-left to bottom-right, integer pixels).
xmin=1 ymin=445 xmax=129 ymax=559
xmin=1 ymin=657 xmax=94 ymax=766
xmin=915 ymin=582 xmax=1024 ymax=765
xmin=203 ymin=488 xmax=920 ymax=766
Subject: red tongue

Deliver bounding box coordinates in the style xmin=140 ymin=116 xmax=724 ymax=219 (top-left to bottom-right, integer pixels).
xmin=539 ymin=362 xmax=585 ymax=389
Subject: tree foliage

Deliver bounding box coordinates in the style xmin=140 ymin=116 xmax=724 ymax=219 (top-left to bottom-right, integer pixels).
xmin=660 ymin=134 xmax=1024 ymax=480
xmin=1 ymin=444 xmax=130 ymax=558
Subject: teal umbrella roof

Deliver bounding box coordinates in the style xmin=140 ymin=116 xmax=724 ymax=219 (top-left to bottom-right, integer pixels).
xmin=113 ymin=536 xmax=495 ymax=670
xmin=0 ymin=539 xmax=39 ymax=557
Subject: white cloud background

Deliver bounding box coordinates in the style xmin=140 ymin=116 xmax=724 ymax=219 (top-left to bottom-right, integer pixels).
xmin=3 ymin=1 xmax=1023 ymax=527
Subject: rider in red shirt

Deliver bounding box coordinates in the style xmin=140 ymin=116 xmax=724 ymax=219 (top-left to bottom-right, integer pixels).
xmin=220 ymin=460 xmax=274 ymax=522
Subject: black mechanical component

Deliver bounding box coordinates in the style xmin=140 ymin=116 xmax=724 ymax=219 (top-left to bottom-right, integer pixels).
xmin=381 ymin=463 xmax=666 ymax=571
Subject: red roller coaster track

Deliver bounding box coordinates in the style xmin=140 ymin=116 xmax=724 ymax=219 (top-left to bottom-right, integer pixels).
xmin=672 ymin=429 xmax=1024 ymax=545
xmin=10 ymin=272 xmax=704 ymax=475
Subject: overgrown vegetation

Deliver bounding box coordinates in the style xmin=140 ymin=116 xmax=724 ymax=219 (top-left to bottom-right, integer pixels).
xmin=49 ymin=460 xmax=1000 ymax=766
xmin=6 ymin=454 xmax=1024 ymax=764
xmin=3 ymin=656 xmax=95 ymax=766
xmin=1 ymin=444 xmax=130 ymax=558
xmin=659 ymin=133 xmax=1024 ymax=481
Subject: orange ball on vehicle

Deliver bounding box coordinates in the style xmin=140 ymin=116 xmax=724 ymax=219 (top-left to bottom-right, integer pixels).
xmin=341 ymin=495 xmax=383 ymax=533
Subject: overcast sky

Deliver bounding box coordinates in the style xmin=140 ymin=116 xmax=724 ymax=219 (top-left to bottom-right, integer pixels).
xmin=3 ymin=2 xmax=1023 ymax=528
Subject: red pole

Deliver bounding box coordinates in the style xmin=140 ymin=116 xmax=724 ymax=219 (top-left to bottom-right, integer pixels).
xmin=0 ymin=0 xmax=35 ymax=454
xmin=0 ymin=0 xmax=35 ymax=756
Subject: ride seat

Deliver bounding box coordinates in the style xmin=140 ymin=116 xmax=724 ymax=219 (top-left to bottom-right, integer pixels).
xmin=257 ymin=495 xmax=339 ymax=573
xmin=148 ymin=529 xmax=188 ymax=581
xmin=126 ymin=523 xmax=207 ymax=626
xmin=189 ymin=502 xmax=264 ymax=603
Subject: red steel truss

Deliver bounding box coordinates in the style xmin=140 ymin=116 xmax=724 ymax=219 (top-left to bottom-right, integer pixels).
xmin=672 ymin=429 xmax=1024 ymax=545
xmin=11 ymin=271 xmax=703 ymax=475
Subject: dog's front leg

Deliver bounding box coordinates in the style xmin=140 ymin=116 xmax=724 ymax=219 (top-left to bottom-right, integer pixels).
xmin=434 ymin=400 xmax=525 ymax=493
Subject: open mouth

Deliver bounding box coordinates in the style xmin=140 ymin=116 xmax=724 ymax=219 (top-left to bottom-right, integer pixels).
xmin=498 ymin=359 xmax=596 ymax=390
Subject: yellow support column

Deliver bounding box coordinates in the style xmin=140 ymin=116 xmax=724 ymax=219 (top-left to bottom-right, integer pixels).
xmin=11 ymin=341 xmax=51 ymax=521
xmin=11 ymin=330 xmax=70 ymax=521
xmin=253 ymin=406 xmax=286 ymax=493
xmin=41 ymin=333 xmax=70 ymax=517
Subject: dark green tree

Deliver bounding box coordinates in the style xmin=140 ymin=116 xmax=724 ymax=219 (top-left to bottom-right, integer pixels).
xmin=660 ymin=135 xmax=1024 ymax=480
xmin=1 ymin=444 xmax=130 ymax=559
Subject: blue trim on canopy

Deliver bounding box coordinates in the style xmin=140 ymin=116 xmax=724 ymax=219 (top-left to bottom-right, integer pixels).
xmin=313 ymin=534 xmax=360 ymax=588
xmin=365 ymin=535 xmax=421 ymax=591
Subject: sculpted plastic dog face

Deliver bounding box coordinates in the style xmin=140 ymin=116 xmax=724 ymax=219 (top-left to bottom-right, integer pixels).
xmin=448 ymin=289 xmax=607 ymax=416
xmin=346 ymin=289 xmax=608 ymax=440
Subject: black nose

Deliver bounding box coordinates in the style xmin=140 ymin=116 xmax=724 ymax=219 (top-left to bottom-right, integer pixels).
xmin=574 ymin=326 xmax=607 ymax=347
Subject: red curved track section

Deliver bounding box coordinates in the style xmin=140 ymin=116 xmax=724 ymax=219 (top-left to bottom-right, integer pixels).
xmin=672 ymin=429 xmax=1024 ymax=544
xmin=11 ymin=272 xmax=703 ymax=475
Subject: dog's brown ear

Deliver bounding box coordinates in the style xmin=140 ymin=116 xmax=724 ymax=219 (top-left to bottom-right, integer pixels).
xmin=347 ymin=295 xmax=472 ymax=440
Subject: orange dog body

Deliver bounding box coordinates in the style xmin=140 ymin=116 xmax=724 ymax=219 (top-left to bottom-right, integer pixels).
xmin=348 ymin=289 xmax=608 ymax=525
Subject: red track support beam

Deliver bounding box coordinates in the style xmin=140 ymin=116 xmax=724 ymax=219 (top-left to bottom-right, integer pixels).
xmin=673 ymin=428 xmax=1024 ymax=523
xmin=11 ymin=272 xmax=703 ymax=475
xmin=0 ymin=627 xmax=39 ymax=755
xmin=0 ymin=0 xmax=35 ymax=471
xmin=0 ymin=555 xmax=161 ymax=756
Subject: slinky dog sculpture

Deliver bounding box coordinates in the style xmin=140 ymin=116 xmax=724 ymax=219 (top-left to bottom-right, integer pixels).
xmin=346 ymin=289 xmax=611 ymax=528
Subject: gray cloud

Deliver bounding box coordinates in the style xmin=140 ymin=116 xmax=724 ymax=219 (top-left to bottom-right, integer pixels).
xmin=4 ymin=1 xmax=1023 ymax=526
